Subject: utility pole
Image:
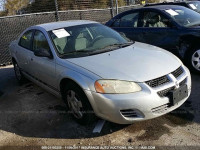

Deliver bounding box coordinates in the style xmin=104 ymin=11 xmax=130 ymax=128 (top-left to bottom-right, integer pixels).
xmin=54 ymin=0 xmax=60 ymax=21
xmin=110 ymin=0 xmax=114 ymax=17
xmin=115 ymin=0 xmax=118 ymax=15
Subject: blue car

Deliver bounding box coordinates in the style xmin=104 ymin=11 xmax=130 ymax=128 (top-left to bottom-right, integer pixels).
xmin=145 ymin=1 xmax=200 ymax=13
xmin=106 ymin=5 xmax=200 ymax=73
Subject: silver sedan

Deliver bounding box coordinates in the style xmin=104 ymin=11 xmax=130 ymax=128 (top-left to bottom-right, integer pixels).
xmin=9 ymin=20 xmax=191 ymax=124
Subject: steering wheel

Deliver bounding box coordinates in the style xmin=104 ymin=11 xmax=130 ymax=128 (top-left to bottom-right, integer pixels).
xmin=92 ymin=35 xmax=104 ymax=43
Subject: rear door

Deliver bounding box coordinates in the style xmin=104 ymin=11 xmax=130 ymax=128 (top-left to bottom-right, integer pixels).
xmin=17 ymin=30 xmax=34 ymax=73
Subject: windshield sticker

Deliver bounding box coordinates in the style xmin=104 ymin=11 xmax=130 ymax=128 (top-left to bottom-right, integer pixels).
xmin=22 ymin=35 xmax=27 ymax=40
xmin=189 ymin=4 xmax=197 ymax=9
xmin=165 ymin=9 xmax=179 ymax=16
xmin=52 ymin=29 xmax=70 ymax=38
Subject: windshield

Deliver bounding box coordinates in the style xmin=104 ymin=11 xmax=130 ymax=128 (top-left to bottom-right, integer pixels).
xmin=49 ymin=23 xmax=131 ymax=57
xmin=188 ymin=1 xmax=200 ymax=13
xmin=163 ymin=7 xmax=200 ymax=27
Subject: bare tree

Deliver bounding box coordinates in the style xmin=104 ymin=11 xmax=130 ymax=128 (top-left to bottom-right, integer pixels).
xmin=5 ymin=0 xmax=29 ymax=15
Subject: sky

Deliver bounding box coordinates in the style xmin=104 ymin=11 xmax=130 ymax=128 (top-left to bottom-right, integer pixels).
xmin=0 ymin=0 xmax=5 ymax=11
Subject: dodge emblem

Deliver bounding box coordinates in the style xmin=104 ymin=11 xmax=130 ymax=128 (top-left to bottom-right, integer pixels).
xmin=175 ymin=81 xmax=179 ymax=89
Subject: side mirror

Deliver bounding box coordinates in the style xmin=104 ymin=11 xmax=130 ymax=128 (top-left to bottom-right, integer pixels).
xmin=170 ymin=24 xmax=178 ymax=29
xmin=119 ymin=32 xmax=132 ymax=42
xmin=120 ymin=32 xmax=127 ymax=38
xmin=34 ymin=48 xmax=53 ymax=59
xmin=162 ymin=19 xmax=177 ymax=29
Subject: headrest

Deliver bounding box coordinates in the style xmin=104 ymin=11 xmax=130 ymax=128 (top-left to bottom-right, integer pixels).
xmin=148 ymin=15 xmax=160 ymax=24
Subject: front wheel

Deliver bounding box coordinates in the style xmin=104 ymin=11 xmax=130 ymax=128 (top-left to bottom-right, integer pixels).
xmin=185 ymin=47 xmax=200 ymax=73
xmin=62 ymin=82 xmax=96 ymax=125
xmin=191 ymin=49 xmax=200 ymax=72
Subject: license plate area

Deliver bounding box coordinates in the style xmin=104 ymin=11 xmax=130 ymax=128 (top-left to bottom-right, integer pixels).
xmin=168 ymin=84 xmax=188 ymax=106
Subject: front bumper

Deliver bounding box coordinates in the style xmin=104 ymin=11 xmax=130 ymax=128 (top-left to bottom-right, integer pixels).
xmin=85 ymin=66 xmax=192 ymax=124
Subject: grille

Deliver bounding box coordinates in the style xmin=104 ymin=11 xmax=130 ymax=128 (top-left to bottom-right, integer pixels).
xmin=146 ymin=75 xmax=170 ymax=88
xmin=179 ymin=78 xmax=187 ymax=87
xmin=145 ymin=66 xmax=184 ymax=88
xmin=157 ymin=78 xmax=187 ymax=98
xmin=157 ymin=86 xmax=175 ymax=97
xmin=151 ymin=104 xmax=169 ymax=114
xmin=171 ymin=66 xmax=184 ymax=78
xmin=120 ymin=109 xmax=139 ymax=118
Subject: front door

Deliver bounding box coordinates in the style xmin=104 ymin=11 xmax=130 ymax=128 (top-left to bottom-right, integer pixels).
xmin=139 ymin=10 xmax=179 ymax=52
xmin=29 ymin=30 xmax=57 ymax=89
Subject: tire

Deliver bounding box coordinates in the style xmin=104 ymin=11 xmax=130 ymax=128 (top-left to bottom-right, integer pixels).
xmin=13 ymin=61 xmax=26 ymax=84
xmin=62 ymin=81 xmax=96 ymax=125
xmin=184 ymin=46 xmax=200 ymax=73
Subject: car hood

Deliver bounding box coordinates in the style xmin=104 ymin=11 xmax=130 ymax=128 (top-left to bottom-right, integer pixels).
xmin=66 ymin=42 xmax=181 ymax=82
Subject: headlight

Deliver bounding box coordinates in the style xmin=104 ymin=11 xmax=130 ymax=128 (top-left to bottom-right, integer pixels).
xmin=94 ymin=80 xmax=142 ymax=94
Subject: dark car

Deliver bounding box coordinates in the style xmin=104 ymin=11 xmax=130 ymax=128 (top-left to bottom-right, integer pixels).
xmin=145 ymin=1 xmax=200 ymax=13
xmin=106 ymin=5 xmax=200 ymax=73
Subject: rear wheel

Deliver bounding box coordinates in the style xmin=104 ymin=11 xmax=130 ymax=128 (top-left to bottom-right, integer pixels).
xmin=62 ymin=82 xmax=96 ymax=125
xmin=13 ymin=62 xmax=26 ymax=84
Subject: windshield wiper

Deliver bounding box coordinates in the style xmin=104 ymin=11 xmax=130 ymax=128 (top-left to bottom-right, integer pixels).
xmin=60 ymin=50 xmax=90 ymax=58
xmin=119 ymin=42 xmax=135 ymax=47
xmin=63 ymin=50 xmax=90 ymax=55
xmin=89 ymin=42 xmax=134 ymax=56
xmin=101 ymin=42 xmax=134 ymax=50
xmin=60 ymin=42 xmax=134 ymax=57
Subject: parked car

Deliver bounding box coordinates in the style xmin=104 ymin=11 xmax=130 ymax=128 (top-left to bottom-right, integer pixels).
xmin=106 ymin=5 xmax=200 ymax=73
xmin=9 ymin=20 xmax=191 ymax=124
xmin=145 ymin=1 xmax=200 ymax=13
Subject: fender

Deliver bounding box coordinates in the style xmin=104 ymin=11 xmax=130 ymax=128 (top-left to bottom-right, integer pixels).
xmin=57 ymin=68 xmax=98 ymax=92
xmin=180 ymin=34 xmax=200 ymax=46
xmin=9 ymin=41 xmax=18 ymax=64
xmin=57 ymin=68 xmax=100 ymax=114
xmin=179 ymin=34 xmax=200 ymax=58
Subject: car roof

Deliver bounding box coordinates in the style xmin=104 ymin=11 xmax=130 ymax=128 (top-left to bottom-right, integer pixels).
xmin=187 ymin=0 xmax=200 ymax=2
xmin=145 ymin=1 xmax=200 ymax=7
xmin=145 ymin=2 xmax=188 ymax=7
xmin=144 ymin=4 xmax=187 ymax=10
xmin=35 ymin=20 xmax=98 ymax=31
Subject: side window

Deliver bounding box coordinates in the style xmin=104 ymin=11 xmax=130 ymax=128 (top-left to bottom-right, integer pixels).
xmin=33 ymin=31 xmax=50 ymax=51
xmin=19 ymin=30 xmax=33 ymax=50
xmin=142 ymin=11 xmax=170 ymax=28
xmin=120 ymin=12 xmax=139 ymax=27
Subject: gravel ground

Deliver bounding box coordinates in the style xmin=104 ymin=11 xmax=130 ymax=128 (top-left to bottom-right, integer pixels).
xmin=0 ymin=66 xmax=200 ymax=150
